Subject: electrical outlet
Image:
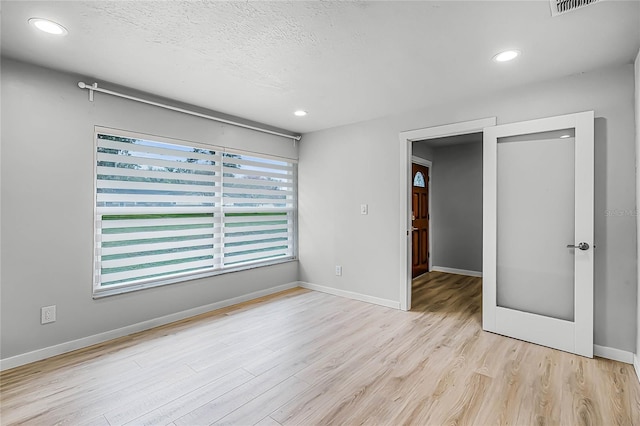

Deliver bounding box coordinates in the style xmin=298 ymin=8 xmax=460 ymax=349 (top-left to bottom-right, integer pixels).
xmin=41 ymin=305 xmax=56 ymax=324
xmin=335 ymin=265 xmax=342 ymax=276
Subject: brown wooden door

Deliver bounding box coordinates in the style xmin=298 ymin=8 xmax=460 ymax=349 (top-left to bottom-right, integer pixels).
xmin=412 ymin=163 xmax=429 ymax=278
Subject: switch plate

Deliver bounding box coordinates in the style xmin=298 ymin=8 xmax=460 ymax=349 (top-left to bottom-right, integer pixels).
xmin=360 ymin=204 xmax=368 ymax=215
xmin=41 ymin=305 xmax=56 ymax=324
xmin=335 ymin=265 xmax=342 ymax=276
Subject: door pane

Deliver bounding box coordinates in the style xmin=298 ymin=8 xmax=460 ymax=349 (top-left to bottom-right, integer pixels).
xmin=496 ymin=129 xmax=575 ymax=321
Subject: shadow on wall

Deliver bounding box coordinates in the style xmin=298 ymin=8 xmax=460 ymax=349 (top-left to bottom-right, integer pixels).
xmin=594 ymin=117 xmax=608 ymax=340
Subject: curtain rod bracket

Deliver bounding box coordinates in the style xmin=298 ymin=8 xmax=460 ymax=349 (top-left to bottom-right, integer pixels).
xmin=78 ymin=81 xmax=98 ymax=102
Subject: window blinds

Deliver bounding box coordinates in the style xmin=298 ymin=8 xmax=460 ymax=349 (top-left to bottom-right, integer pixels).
xmin=94 ymin=128 xmax=296 ymax=293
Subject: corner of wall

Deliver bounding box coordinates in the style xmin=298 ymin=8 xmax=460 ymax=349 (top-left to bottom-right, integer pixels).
xmin=635 ymin=48 xmax=640 ymax=377
xmin=633 ymin=50 xmax=640 ymax=380
xmin=298 ymin=282 xmax=401 ymax=310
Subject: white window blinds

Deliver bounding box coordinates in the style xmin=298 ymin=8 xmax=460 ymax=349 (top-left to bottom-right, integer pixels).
xmin=94 ymin=127 xmax=296 ymax=295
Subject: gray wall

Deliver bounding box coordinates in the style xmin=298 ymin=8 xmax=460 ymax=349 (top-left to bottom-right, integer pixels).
xmin=1 ymin=59 xmax=298 ymax=360
xmin=2 ymin=57 xmax=637 ymax=361
xmin=412 ymin=143 xmax=433 ymax=162
xmin=431 ymin=143 xmax=482 ymax=272
xmin=299 ymin=63 xmax=637 ymax=352
xmin=635 ymin=49 xmax=640 ymax=365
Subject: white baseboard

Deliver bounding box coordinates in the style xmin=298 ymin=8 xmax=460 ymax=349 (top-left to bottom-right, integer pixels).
xmin=299 ymin=282 xmax=400 ymax=309
xmin=432 ymin=266 xmax=482 ymax=278
xmin=634 ymin=354 xmax=640 ymax=384
xmin=0 ymin=282 xmax=299 ymax=372
xmin=593 ymin=344 xmax=634 ymax=364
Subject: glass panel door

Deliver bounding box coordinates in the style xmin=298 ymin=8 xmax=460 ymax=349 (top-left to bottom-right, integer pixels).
xmin=497 ymin=129 xmax=575 ymax=321
xmin=483 ymin=112 xmax=594 ymax=357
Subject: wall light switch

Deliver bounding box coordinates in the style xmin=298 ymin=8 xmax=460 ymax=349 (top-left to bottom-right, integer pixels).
xmin=360 ymin=204 xmax=368 ymax=215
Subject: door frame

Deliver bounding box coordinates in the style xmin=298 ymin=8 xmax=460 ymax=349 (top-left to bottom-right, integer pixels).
xmin=398 ymin=117 xmax=496 ymax=311
xmin=411 ymin=156 xmax=433 ymax=274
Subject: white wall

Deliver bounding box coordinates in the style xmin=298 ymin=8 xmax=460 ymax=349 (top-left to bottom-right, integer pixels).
xmin=299 ymin=63 xmax=637 ymax=352
xmin=0 ymin=59 xmax=299 ymax=361
xmin=635 ymin=49 xmax=640 ymax=374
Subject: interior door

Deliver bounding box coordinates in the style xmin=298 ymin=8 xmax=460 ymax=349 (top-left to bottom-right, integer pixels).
xmin=412 ymin=163 xmax=430 ymax=278
xmin=483 ymin=111 xmax=594 ymax=357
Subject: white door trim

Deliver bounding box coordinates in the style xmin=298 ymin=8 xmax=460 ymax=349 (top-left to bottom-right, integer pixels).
xmin=411 ymin=157 xmax=433 ymax=272
xmin=482 ymin=110 xmax=594 ymax=357
xmin=411 ymin=156 xmax=432 ymax=167
xmin=398 ymin=117 xmax=497 ymax=311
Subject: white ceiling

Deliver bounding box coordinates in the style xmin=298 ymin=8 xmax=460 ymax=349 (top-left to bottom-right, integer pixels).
xmin=2 ymin=1 xmax=639 ymax=134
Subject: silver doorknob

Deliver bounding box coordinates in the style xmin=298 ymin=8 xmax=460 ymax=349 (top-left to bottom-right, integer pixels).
xmin=412 ymin=227 xmax=419 ymax=231
xmin=566 ymin=242 xmax=589 ymax=250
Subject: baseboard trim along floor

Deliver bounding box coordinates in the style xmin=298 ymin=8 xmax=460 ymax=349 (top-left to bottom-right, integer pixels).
xmin=298 ymin=281 xmax=400 ymax=309
xmin=593 ymin=344 xmax=634 ymax=364
xmin=0 ymin=282 xmax=299 ymax=371
xmin=2 ymin=279 xmax=633 ymax=371
xmin=431 ymin=266 xmax=483 ymax=277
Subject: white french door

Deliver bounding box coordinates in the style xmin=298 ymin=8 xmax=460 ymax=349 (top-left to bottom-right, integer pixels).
xmin=483 ymin=111 xmax=594 ymax=357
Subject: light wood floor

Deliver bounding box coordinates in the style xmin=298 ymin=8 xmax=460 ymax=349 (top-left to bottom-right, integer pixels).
xmin=1 ymin=271 xmax=639 ymax=425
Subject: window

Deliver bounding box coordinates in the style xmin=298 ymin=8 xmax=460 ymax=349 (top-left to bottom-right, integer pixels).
xmin=94 ymin=127 xmax=296 ymax=296
xmin=413 ymin=171 xmax=426 ymax=188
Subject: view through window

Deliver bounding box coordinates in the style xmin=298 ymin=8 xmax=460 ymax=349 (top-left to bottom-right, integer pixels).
xmin=94 ymin=127 xmax=297 ymax=295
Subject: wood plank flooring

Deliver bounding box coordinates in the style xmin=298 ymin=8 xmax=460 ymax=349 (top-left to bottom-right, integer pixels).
xmin=1 ymin=271 xmax=639 ymax=425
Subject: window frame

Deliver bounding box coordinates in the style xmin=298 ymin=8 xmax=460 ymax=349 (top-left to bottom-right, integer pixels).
xmin=413 ymin=171 xmax=426 ymax=188
xmin=92 ymin=126 xmax=298 ymax=298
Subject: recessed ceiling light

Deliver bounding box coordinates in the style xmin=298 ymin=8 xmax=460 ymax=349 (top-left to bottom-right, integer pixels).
xmin=29 ymin=18 xmax=68 ymax=35
xmin=493 ymin=50 xmax=521 ymax=63
xmin=294 ymin=110 xmax=307 ymax=117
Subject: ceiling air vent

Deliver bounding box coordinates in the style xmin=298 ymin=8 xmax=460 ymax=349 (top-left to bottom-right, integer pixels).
xmin=550 ymin=0 xmax=601 ymax=16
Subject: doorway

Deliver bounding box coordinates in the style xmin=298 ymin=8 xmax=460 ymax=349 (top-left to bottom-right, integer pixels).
xmin=411 ymin=133 xmax=483 ymax=307
xmin=399 ymin=117 xmax=496 ymax=311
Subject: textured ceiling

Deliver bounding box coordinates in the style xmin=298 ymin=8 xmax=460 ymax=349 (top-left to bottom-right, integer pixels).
xmin=2 ymin=1 xmax=639 ymax=134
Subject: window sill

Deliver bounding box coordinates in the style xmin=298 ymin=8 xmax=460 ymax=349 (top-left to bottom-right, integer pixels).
xmin=92 ymin=257 xmax=298 ymax=299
